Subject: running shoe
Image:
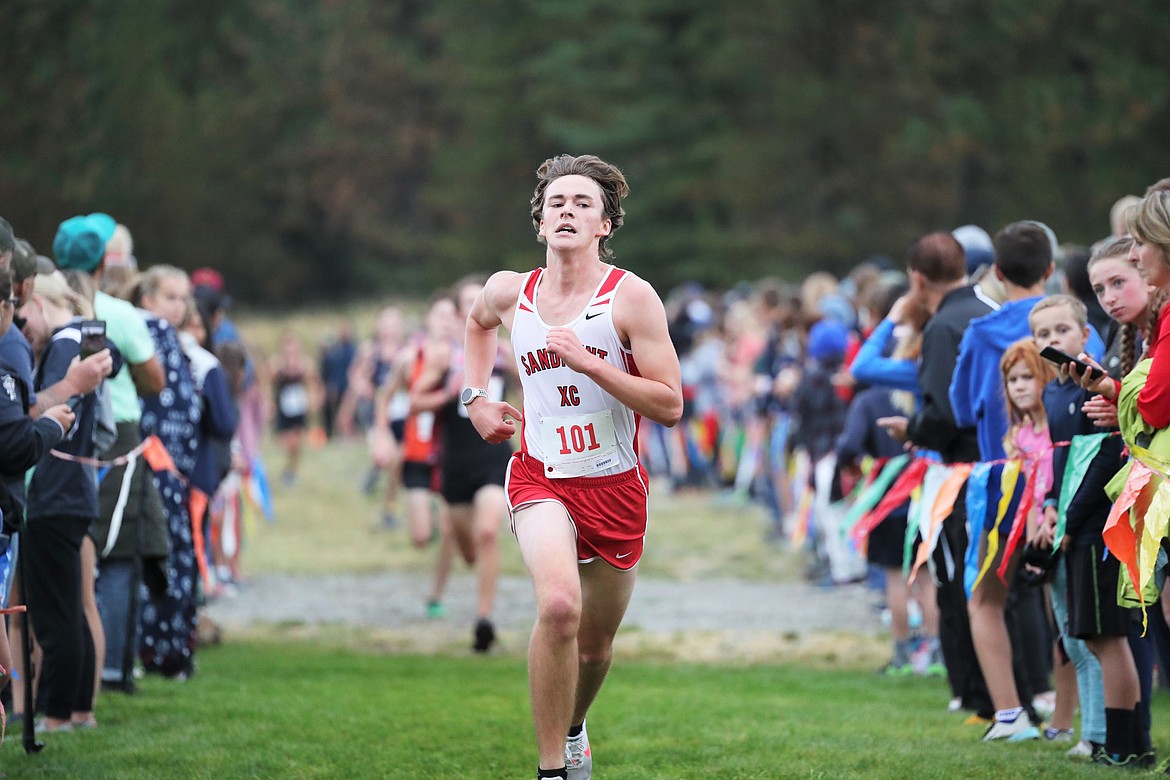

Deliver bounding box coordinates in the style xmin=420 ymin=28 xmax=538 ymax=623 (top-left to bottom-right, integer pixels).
xmin=426 ymin=600 xmax=445 ymax=619
xmin=1065 ymin=739 xmax=1094 ymax=759
xmin=1044 ymin=727 xmax=1073 ymax=742
xmin=473 ymin=618 xmax=496 ymax=653
xmin=565 ymin=722 xmax=592 ymax=780
xmin=879 ymin=660 xmax=914 ymax=677
xmin=982 ymin=711 xmax=1040 ymax=742
xmin=361 ymin=467 xmax=380 ymax=495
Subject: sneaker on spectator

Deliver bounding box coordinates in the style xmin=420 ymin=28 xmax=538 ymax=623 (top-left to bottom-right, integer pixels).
xmin=982 ymin=710 xmax=1040 ymax=742
xmin=1044 ymin=727 xmax=1073 ymax=742
xmin=880 ymin=639 xmax=914 ymax=676
xmin=1031 ymin=692 xmax=1056 ymax=722
xmin=1065 ymin=739 xmax=1094 ymax=759
xmin=879 ymin=660 xmax=913 ymax=677
xmin=565 ymin=721 xmax=592 ymax=780
xmin=1091 ymin=747 xmax=1140 ymax=767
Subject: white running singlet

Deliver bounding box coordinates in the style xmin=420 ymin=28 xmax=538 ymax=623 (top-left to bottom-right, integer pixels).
xmin=511 ymin=265 xmax=641 ymax=479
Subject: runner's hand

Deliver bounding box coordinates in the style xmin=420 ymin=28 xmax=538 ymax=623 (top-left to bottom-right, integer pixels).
xmin=545 ymin=328 xmax=593 ymax=374
xmin=467 ymin=399 xmax=522 ymax=443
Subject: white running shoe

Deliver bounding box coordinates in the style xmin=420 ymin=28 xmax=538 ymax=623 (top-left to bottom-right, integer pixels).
xmin=982 ymin=711 xmax=1041 ymax=742
xmin=565 ymin=722 xmax=592 ymax=780
xmin=1066 ymin=739 xmax=1095 ymax=759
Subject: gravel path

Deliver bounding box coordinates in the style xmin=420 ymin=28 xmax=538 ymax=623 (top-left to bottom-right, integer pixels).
xmin=204 ymin=571 xmax=886 ymax=662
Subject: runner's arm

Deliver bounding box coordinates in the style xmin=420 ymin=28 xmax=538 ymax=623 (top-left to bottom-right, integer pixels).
xmin=586 ymin=276 xmax=682 ymax=427
xmin=464 ymin=272 xmax=524 ymax=442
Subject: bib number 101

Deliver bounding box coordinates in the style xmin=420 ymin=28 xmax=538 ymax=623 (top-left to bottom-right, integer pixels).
xmin=555 ymin=423 xmax=602 ymax=455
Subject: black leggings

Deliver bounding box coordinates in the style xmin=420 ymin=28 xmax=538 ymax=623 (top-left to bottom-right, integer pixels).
xmin=24 ymin=516 xmax=95 ymax=719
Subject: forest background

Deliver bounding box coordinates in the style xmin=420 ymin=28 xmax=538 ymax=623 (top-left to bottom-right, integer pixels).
xmin=1 ymin=0 xmax=1167 ymax=305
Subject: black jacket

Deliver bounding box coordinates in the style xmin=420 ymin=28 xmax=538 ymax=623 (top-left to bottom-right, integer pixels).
xmin=906 ymin=284 xmax=995 ymax=463
xmin=0 ymin=362 xmax=65 ymax=531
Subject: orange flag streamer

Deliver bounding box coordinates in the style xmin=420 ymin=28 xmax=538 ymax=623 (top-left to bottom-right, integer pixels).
xmin=188 ymin=488 xmax=213 ymax=591
xmin=140 ymin=434 xmax=177 ymax=474
xmin=1103 ymin=462 xmax=1155 ymax=605
xmin=909 ymin=463 xmax=972 ymax=585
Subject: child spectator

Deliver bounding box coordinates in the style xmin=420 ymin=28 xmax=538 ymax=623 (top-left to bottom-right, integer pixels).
xmin=836 ymin=382 xmax=940 ymax=675
xmin=971 ymin=338 xmax=1055 ymax=741
xmin=792 ymin=319 xmax=850 ymax=583
xmin=1027 ymin=294 xmax=1114 ymax=759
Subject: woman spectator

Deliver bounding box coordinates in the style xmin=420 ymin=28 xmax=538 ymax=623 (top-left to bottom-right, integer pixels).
xmin=131 ymin=266 xmax=203 ymax=679
xmin=7 ymin=270 xmax=88 ymax=728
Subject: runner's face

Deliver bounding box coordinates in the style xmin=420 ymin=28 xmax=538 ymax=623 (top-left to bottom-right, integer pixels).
xmin=1090 ymin=256 xmax=1149 ymax=326
xmin=539 ymin=175 xmax=611 ymax=251
xmin=426 ymin=299 xmax=457 ymax=339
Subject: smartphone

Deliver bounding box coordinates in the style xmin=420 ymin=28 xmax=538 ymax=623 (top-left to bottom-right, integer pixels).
xmin=78 ymin=320 xmax=107 ymax=360
xmin=1039 ymin=345 xmax=1104 ymax=381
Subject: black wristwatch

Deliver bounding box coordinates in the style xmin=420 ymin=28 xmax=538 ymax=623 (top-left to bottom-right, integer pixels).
xmin=460 ymin=387 xmax=489 ymax=406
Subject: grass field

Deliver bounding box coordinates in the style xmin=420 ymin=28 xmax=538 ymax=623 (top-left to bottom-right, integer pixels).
xmin=6 ymin=434 xmax=1167 ymax=777
xmin=244 ymin=434 xmax=803 ymax=584
xmin=12 ymin=641 xmax=1170 ymax=779
xmin=6 ymin=307 xmax=1165 ymax=777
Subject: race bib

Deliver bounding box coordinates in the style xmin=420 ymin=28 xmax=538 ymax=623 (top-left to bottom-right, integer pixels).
xmin=539 ymin=409 xmax=619 ymax=478
xmin=415 ymin=411 xmax=435 ymax=442
xmin=388 ymin=390 xmax=411 ymax=422
xmin=278 ymin=384 xmax=309 ymax=417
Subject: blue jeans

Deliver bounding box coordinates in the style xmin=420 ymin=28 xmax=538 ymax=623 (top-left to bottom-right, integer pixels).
xmin=96 ymin=558 xmax=142 ymax=683
xmin=1051 ymin=558 xmax=1105 ymax=744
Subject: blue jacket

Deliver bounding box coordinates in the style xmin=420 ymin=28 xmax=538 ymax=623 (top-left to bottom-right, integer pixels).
xmin=849 ymin=319 xmax=920 ymax=395
xmin=950 ymin=296 xmax=1105 ymax=460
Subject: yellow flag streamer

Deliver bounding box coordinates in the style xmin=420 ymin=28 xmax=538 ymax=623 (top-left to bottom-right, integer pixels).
xmin=972 ymin=459 xmax=1021 ymax=592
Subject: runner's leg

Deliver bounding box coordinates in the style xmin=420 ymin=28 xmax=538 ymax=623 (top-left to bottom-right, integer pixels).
xmin=572 ymin=560 xmax=636 ymax=727
xmin=515 ymin=502 xmax=580 ymax=771
xmin=472 ymin=485 xmax=506 ymax=620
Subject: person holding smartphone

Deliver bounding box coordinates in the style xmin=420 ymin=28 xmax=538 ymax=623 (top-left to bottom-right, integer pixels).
xmin=19 ymin=270 xmax=119 ymax=731
xmin=0 ymin=267 xmax=76 ymax=713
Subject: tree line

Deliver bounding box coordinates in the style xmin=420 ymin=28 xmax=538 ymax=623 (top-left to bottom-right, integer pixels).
xmin=1 ymin=0 xmax=1167 ymax=305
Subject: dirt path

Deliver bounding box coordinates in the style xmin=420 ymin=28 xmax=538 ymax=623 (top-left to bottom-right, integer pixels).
xmin=204 ymin=571 xmax=888 ymax=665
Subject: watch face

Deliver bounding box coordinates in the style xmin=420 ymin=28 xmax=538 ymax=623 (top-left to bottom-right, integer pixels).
xmin=460 ymin=388 xmax=478 ymax=405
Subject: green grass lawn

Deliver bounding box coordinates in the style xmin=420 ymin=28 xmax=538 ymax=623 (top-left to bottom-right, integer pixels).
xmin=243 ymin=434 xmax=803 ymax=582
xmin=9 ymin=640 xmax=1168 ymax=778
xmin=10 ymin=305 xmax=1155 ymax=777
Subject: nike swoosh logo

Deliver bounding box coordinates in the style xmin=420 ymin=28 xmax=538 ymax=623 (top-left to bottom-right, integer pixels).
xmin=585 ymin=311 xmax=603 ymax=320
xmin=615 ymin=551 xmax=632 ymax=559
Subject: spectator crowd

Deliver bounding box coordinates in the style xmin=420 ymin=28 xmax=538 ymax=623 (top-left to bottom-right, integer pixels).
xmin=0 ymin=213 xmax=261 ymax=742
xmin=6 ymin=181 xmax=1170 ymax=772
